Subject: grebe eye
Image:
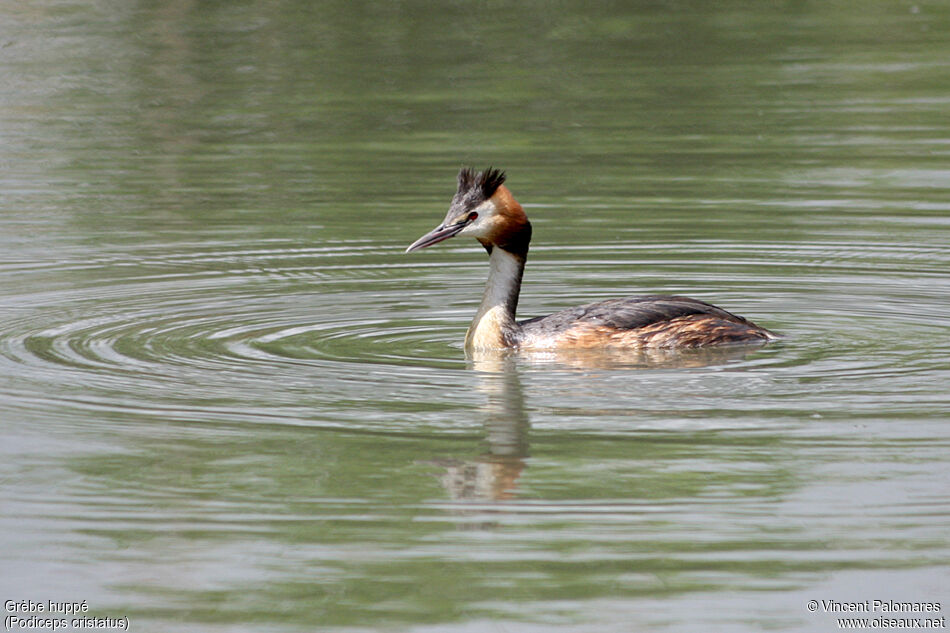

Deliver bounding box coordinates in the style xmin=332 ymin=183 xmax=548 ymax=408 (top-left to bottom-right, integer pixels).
xmin=468 ymin=212 xmax=478 ymax=221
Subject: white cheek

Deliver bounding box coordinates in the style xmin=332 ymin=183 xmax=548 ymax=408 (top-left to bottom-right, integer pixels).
xmin=458 ymin=200 xmax=497 ymax=238
xmin=458 ymin=218 xmax=487 ymax=238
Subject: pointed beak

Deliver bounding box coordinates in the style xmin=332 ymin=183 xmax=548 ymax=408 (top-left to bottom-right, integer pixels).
xmin=405 ymin=216 xmax=474 ymax=253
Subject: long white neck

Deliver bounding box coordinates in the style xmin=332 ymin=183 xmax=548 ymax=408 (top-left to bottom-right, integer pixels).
xmin=465 ymin=248 xmax=525 ymax=350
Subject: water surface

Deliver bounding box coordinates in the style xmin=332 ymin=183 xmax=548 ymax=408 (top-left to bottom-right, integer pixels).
xmin=1 ymin=2 xmax=949 ymax=631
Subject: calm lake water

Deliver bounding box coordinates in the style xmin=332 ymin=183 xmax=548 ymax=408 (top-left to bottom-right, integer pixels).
xmin=2 ymin=2 xmax=949 ymax=631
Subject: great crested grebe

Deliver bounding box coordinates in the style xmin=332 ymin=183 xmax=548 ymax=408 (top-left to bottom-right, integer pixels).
xmin=406 ymin=167 xmax=778 ymax=351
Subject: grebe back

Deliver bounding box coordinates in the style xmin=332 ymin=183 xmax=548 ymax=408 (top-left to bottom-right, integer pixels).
xmin=406 ymin=167 xmax=778 ymax=351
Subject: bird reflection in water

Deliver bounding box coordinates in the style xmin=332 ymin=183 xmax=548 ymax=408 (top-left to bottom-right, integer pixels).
xmin=427 ymin=343 xmax=767 ymax=506
xmin=429 ymin=352 xmax=529 ymax=504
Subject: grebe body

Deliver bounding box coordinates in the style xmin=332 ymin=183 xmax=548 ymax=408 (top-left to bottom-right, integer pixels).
xmin=406 ymin=168 xmax=778 ymax=351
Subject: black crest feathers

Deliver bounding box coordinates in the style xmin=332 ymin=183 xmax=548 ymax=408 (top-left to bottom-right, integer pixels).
xmin=457 ymin=166 xmax=506 ymax=200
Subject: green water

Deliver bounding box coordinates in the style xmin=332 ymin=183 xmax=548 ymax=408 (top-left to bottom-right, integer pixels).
xmin=2 ymin=2 xmax=949 ymax=631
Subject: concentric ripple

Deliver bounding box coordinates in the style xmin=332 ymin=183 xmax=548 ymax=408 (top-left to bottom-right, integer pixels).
xmin=1 ymin=238 xmax=949 ymax=429
xmin=0 ymin=243 xmax=473 ymax=428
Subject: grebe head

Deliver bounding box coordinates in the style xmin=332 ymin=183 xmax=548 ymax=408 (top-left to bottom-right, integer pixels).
xmin=405 ymin=167 xmax=531 ymax=255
